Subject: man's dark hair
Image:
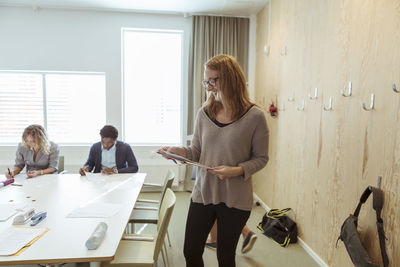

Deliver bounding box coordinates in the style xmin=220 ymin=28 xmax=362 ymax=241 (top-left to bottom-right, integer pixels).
xmin=100 ymin=125 xmax=118 ymax=139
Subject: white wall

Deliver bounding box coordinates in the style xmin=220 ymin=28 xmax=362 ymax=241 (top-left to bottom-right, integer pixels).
xmin=0 ymin=7 xmax=257 ymax=187
xmin=0 ymin=6 xmax=191 ymax=185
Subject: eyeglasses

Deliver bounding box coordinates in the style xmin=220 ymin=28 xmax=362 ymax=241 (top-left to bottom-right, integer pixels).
xmin=202 ymin=77 xmax=219 ymax=87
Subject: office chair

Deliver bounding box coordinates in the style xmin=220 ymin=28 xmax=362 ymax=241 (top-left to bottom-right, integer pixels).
xmin=58 ymin=155 xmax=67 ymax=174
xmin=135 ymin=169 xmax=175 ymax=206
xmin=104 ymin=188 xmax=176 ymax=267
xmin=129 ymin=170 xmax=175 ymax=247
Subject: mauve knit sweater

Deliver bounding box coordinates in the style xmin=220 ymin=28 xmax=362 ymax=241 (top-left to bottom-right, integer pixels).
xmin=186 ymin=106 xmax=269 ymax=211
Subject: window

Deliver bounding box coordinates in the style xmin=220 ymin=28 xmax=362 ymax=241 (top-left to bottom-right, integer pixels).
xmin=123 ymin=28 xmax=182 ymax=145
xmin=0 ymin=71 xmax=106 ymax=144
xmin=0 ymin=73 xmax=44 ymax=143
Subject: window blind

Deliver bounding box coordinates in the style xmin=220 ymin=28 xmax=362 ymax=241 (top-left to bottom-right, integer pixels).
xmin=0 ymin=71 xmax=106 ymax=144
xmin=0 ymin=73 xmax=44 ymax=144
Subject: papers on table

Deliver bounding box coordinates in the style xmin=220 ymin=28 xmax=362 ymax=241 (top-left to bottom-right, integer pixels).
xmin=67 ymin=202 xmax=122 ymax=218
xmin=0 ymin=204 xmax=26 ymax=222
xmin=0 ymin=227 xmax=48 ymax=256
xmin=68 ymin=176 xmax=131 ymax=218
xmin=84 ymin=172 xmax=102 ymax=177
xmin=84 ymin=172 xmax=106 ymax=182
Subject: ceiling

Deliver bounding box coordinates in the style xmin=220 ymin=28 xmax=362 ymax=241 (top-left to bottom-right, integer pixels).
xmin=0 ymin=0 xmax=267 ymax=16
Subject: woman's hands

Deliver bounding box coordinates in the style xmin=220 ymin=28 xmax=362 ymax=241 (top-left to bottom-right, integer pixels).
xmin=207 ymin=166 xmax=244 ymax=179
xmin=5 ymin=170 xmax=14 ymax=179
xmin=5 ymin=167 xmax=20 ymax=179
xmin=27 ymin=170 xmax=41 ymax=178
xmin=157 ymin=147 xmax=244 ymax=179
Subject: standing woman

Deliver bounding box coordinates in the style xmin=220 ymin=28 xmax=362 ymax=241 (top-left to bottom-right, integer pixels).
xmin=160 ymin=54 xmax=269 ymax=267
xmin=5 ymin=124 xmax=60 ymax=178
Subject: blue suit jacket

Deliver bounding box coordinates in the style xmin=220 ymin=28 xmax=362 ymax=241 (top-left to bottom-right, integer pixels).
xmin=84 ymin=141 xmax=138 ymax=173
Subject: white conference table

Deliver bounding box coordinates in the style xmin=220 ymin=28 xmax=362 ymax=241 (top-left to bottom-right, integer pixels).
xmin=0 ymin=173 xmax=146 ymax=266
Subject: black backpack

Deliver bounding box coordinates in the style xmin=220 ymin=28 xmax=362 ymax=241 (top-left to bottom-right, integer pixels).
xmin=257 ymin=208 xmax=297 ymax=247
xmin=337 ymin=186 xmax=389 ymax=267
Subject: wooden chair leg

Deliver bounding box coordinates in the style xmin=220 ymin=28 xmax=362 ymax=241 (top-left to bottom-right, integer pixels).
xmin=163 ymin=242 xmax=170 ymax=267
xmin=125 ymin=223 xmax=134 ymax=234
xmin=166 ymin=230 xmax=172 ymax=247
xmin=161 ymin=246 xmax=167 ymax=267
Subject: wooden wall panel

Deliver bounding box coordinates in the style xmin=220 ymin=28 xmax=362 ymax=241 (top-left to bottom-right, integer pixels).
xmin=254 ymin=0 xmax=400 ymax=266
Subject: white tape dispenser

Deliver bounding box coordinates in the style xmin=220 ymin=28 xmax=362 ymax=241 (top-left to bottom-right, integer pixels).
xmin=13 ymin=208 xmax=35 ymax=225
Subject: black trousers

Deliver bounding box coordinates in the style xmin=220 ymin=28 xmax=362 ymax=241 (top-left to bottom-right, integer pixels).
xmin=183 ymin=199 xmax=250 ymax=267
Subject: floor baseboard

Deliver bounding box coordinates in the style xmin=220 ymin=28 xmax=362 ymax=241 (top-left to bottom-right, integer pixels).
xmin=253 ymin=193 xmax=329 ymax=267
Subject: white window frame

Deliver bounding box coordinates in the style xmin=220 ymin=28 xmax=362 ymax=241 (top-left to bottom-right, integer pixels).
xmin=121 ymin=28 xmax=185 ymax=146
xmin=0 ymin=70 xmax=106 ymax=146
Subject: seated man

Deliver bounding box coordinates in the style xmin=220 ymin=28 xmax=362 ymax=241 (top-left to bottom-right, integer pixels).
xmin=79 ymin=125 xmax=138 ymax=175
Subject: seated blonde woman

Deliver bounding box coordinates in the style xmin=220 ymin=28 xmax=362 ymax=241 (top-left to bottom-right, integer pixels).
xmin=5 ymin=124 xmax=60 ymax=179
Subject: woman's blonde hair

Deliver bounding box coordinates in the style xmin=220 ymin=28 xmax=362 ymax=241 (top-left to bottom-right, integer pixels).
xmin=22 ymin=124 xmax=51 ymax=154
xmin=204 ymin=54 xmax=253 ymax=121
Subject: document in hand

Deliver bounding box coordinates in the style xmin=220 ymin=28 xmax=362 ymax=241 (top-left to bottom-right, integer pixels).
xmin=162 ymin=151 xmax=211 ymax=169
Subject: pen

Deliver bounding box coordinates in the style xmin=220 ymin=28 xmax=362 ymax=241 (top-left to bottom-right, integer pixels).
xmin=7 ymin=168 xmax=13 ymax=178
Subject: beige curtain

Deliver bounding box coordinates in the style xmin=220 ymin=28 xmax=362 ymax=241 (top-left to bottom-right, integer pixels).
xmin=187 ymin=15 xmax=250 ymax=135
xmin=184 ymin=16 xmax=249 ymax=191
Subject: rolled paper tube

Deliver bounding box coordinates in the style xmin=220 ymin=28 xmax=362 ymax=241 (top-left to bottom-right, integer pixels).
xmin=85 ymin=222 xmax=108 ymax=250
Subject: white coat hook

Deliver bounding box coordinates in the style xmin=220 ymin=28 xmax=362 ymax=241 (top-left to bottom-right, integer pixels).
xmin=264 ymin=45 xmax=270 ymax=56
xmin=309 ymin=88 xmax=318 ymax=100
xmin=288 ymin=91 xmax=295 ymax=102
xmin=322 ymin=97 xmax=333 ymax=111
xmin=393 ymin=83 xmax=400 ymax=93
xmin=341 ymin=81 xmax=352 ymax=97
xmin=296 ymin=99 xmax=305 ymax=111
xmin=278 ymin=102 xmax=286 ymax=111
xmin=362 ymin=93 xmax=375 ymax=111
xmin=280 ymin=46 xmax=287 ymax=56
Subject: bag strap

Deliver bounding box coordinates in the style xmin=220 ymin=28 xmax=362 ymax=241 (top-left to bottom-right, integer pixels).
xmin=353 ymin=186 xmax=389 ymax=267
xmin=267 ymin=208 xmax=291 ymax=219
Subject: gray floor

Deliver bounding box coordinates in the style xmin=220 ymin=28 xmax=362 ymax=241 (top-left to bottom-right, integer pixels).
xmin=140 ymin=191 xmax=319 ymax=267
xmin=6 ymin=191 xmax=320 ymax=267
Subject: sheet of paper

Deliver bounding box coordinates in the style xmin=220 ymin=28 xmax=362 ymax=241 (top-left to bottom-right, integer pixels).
xmin=0 ymin=204 xmax=26 ymax=222
xmin=67 ymin=202 xmax=122 ymax=218
xmin=184 ymin=160 xmax=212 ymax=169
xmin=84 ymin=172 xmax=106 ymax=182
xmin=162 ymin=151 xmax=211 ymax=169
xmin=0 ymin=227 xmax=47 ymax=256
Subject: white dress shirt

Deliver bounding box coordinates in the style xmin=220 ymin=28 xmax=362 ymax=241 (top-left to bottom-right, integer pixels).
xmin=101 ymin=143 xmax=116 ymax=170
